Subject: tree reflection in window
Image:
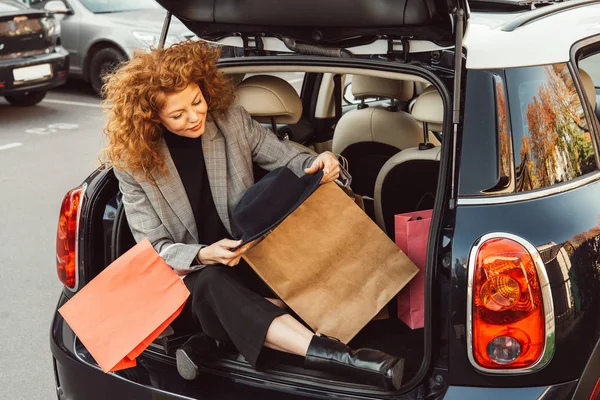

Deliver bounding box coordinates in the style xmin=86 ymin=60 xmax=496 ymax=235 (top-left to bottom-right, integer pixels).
xmin=508 ymin=63 xmax=596 ymax=192
xmin=495 ymin=77 xmax=514 ymax=193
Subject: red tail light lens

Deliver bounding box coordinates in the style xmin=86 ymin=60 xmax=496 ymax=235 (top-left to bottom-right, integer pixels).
xmin=468 ymin=234 xmax=554 ymax=373
xmin=590 ymin=378 xmax=600 ymax=400
xmin=56 ymin=186 xmax=83 ymax=289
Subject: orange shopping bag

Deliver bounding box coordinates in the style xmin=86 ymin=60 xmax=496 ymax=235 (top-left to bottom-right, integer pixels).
xmin=58 ymin=238 xmax=190 ymax=373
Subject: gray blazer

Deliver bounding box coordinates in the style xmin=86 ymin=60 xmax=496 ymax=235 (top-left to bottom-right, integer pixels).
xmin=113 ymin=105 xmax=316 ymax=273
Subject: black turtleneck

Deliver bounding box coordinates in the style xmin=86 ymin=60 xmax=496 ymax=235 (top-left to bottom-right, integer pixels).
xmin=163 ymin=129 xmax=229 ymax=246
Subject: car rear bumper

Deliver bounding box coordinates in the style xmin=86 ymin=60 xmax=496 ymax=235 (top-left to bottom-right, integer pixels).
xmin=51 ymin=292 xmax=193 ymax=400
xmin=0 ymin=46 xmax=69 ymax=96
xmin=442 ymin=381 xmax=577 ymax=399
xmin=50 ymin=291 xmax=578 ymax=400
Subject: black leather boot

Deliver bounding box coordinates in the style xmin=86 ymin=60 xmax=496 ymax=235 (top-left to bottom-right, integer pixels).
xmin=175 ymin=333 xmax=219 ymax=380
xmin=304 ymin=335 xmax=404 ymax=390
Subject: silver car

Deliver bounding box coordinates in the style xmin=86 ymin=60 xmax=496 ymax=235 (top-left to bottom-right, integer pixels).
xmin=22 ymin=0 xmax=196 ymax=93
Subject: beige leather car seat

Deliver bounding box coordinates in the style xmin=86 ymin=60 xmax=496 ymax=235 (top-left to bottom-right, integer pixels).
xmin=579 ymin=68 xmax=597 ymax=112
xmin=374 ymin=87 xmax=445 ymax=236
xmin=234 ymin=75 xmax=303 ymax=125
xmin=332 ymin=75 xmax=422 ymax=197
xmin=233 ymin=75 xmax=317 ymax=157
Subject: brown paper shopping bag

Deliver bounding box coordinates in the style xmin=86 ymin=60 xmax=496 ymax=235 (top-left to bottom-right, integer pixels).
xmin=243 ymin=183 xmax=419 ymax=344
xmin=58 ymin=238 xmax=190 ymax=372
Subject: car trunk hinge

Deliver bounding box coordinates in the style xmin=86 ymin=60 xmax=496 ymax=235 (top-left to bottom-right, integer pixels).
xmin=242 ymin=35 xmax=265 ymax=56
xmin=386 ymin=38 xmax=410 ymax=62
xmin=449 ymin=8 xmax=465 ymax=210
xmin=158 ymin=11 xmax=172 ymax=49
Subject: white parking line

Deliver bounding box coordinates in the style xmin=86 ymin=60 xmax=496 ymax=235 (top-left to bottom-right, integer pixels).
xmin=43 ymin=99 xmax=102 ymax=108
xmin=0 ymin=142 xmax=23 ymax=151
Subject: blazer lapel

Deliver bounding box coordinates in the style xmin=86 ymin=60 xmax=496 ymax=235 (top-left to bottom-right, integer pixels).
xmin=152 ymin=139 xmax=200 ymax=243
xmin=202 ymin=118 xmax=232 ymax=233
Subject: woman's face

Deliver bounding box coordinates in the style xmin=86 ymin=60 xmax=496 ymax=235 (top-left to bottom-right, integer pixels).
xmin=158 ymin=83 xmax=208 ymax=138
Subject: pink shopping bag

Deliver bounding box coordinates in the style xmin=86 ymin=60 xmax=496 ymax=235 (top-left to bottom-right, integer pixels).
xmin=394 ymin=210 xmax=432 ymax=329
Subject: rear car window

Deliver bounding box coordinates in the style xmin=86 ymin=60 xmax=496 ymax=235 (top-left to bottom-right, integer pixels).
xmin=579 ymin=53 xmax=600 ymax=88
xmin=0 ymin=1 xmax=22 ymax=12
xmin=506 ymin=63 xmax=597 ymax=192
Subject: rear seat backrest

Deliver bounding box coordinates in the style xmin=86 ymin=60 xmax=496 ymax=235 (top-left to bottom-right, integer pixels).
xmin=374 ymin=87 xmax=444 ymax=236
xmin=332 ymin=75 xmax=422 ymax=197
xmin=374 ymin=147 xmax=441 ymax=236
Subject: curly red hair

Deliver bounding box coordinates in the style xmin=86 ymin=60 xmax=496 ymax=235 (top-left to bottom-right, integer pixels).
xmin=100 ymin=40 xmax=235 ymax=181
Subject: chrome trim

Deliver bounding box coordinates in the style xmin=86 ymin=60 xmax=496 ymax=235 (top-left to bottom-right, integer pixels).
xmin=66 ymin=182 xmax=86 ymax=293
xmin=466 ymin=232 xmax=555 ymax=374
xmin=569 ymin=57 xmax=600 ymax=171
xmin=485 ymin=74 xmax=516 ymax=195
xmin=457 ymin=170 xmax=600 ymax=206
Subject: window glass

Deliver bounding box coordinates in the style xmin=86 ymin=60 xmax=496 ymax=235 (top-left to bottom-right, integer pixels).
xmin=506 ymin=63 xmax=597 ymax=192
xmin=22 ymin=0 xmax=51 ymax=8
xmin=579 ymin=53 xmax=600 ymax=88
xmin=78 ymin=0 xmax=159 ymax=13
xmin=0 ymin=1 xmax=22 ymax=11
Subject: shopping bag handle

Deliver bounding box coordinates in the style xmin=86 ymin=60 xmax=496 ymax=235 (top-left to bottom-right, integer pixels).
xmin=414 ymin=192 xmax=435 ymax=211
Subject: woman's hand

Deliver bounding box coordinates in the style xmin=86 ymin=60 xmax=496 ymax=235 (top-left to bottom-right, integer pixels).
xmin=304 ymin=151 xmax=340 ymax=184
xmin=198 ymin=239 xmax=247 ymax=266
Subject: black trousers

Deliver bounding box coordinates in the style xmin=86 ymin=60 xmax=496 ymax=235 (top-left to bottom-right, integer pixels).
xmin=171 ymin=262 xmax=288 ymax=368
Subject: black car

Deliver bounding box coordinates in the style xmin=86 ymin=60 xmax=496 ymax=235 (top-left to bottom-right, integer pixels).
xmin=50 ymin=0 xmax=600 ymax=399
xmin=0 ymin=0 xmax=68 ymax=106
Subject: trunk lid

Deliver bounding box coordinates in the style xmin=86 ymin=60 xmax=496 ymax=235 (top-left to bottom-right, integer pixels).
xmin=154 ymin=0 xmax=467 ymax=49
xmin=0 ymin=3 xmax=54 ymax=57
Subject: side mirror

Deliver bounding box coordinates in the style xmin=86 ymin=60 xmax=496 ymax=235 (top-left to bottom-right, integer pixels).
xmin=44 ymin=0 xmax=73 ymax=15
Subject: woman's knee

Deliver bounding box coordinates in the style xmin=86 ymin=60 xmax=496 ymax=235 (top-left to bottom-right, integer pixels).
xmin=192 ymin=266 xmax=233 ymax=294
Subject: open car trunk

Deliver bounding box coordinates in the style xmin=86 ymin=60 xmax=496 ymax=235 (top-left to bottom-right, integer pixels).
xmin=111 ymin=190 xmax=425 ymax=394
xmin=90 ymin=0 xmax=464 ymax=397
xmin=98 ymin=55 xmax=456 ymax=398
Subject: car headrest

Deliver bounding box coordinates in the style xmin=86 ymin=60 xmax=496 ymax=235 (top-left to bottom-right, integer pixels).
xmin=579 ymin=68 xmax=596 ymax=110
xmin=411 ymin=86 xmax=444 ymax=132
xmin=233 ymin=75 xmax=303 ymax=124
xmin=351 ymin=75 xmax=414 ymax=101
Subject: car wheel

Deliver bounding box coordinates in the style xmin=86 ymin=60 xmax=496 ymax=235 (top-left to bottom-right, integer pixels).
xmin=4 ymin=91 xmax=47 ymax=107
xmin=89 ymin=47 xmax=126 ymax=95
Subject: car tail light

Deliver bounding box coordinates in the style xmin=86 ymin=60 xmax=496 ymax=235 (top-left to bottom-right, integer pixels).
xmin=467 ymin=233 xmax=554 ymax=373
xmin=56 ymin=185 xmax=85 ymax=290
xmin=590 ymin=378 xmax=600 ymax=400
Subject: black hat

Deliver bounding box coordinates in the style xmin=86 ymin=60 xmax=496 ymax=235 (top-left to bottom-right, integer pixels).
xmin=231 ymin=166 xmax=323 ymax=248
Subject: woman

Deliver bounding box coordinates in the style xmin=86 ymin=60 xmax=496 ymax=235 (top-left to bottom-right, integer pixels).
xmin=101 ymin=40 xmax=404 ymax=390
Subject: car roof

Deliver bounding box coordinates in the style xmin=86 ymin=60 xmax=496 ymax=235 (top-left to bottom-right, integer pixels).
xmin=464 ymin=1 xmax=600 ymax=69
